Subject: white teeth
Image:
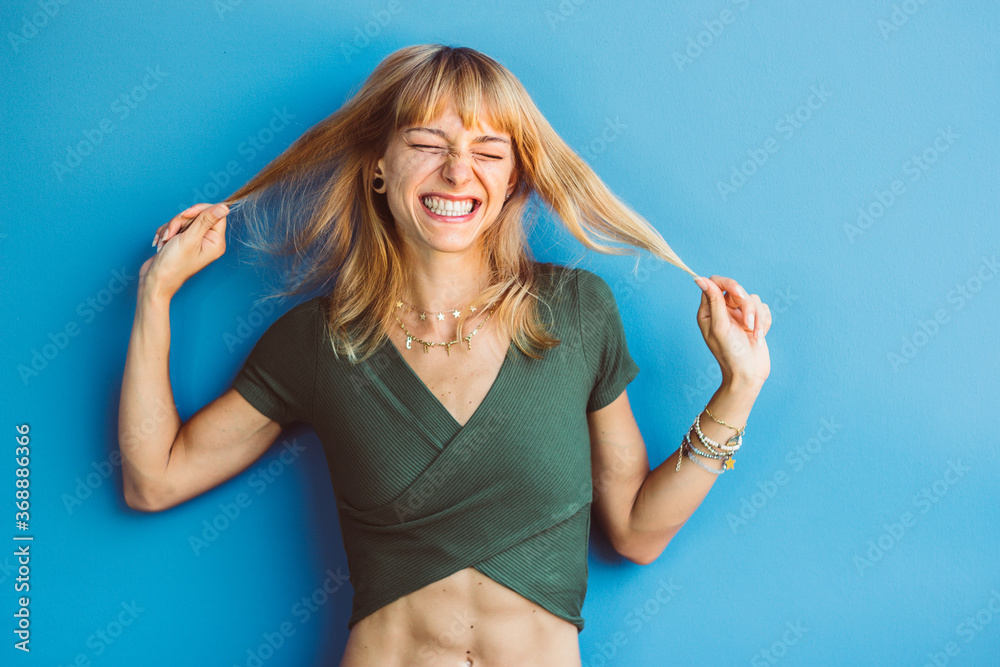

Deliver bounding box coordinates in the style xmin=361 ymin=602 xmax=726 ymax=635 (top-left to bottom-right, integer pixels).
xmin=421 ymin=196 xmax=475 ymax=217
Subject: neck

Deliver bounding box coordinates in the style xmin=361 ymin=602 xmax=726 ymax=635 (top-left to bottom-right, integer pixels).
xmin=399 ymin=246 xmax=491 ymax=313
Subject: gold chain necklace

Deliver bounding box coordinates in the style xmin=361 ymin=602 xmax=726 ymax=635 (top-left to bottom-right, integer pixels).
xmin=393 ymin=299 xmax=494 ymax=356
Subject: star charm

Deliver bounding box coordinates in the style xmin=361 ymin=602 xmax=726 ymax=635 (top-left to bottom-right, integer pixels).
xmin=419 ymin=312 xmax=426 ymax=320
xmin=452 ymin=309 xmax=461 ymax=318
xmin=437 ymin=312 xmax=445 ymax=321
xmin=395 ymin=300 xmax=403 ymax=308
xmin=470 ymin=305 xmax=477 ymax=312
xmin=724 ymin=458 xmax=735 ymax=470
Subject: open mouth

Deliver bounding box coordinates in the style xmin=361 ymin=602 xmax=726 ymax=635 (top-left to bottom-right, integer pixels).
xmin=420 ymin=195 xmax=481 ymax=219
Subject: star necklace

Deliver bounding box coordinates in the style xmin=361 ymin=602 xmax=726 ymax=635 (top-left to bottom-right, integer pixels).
xmin=393 ymin=299 xmax=495 ymax=356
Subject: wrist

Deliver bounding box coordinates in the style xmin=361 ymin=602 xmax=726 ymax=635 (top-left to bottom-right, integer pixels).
xmin=710 ymin=379 xmax=760 ymax=419
xmin=138 ymin=275 xmax=175 ymax=306
xmin=720 ymin=373 xmax=764 ymax=396
xmin=138 ymin=281 xmax=174 ymax=310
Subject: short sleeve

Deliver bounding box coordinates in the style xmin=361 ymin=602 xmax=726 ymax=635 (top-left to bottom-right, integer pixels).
xmin=576 ymin=268 xmax=640 ymax=413
xmin=231 ymin=298 xmax=319 ymax=428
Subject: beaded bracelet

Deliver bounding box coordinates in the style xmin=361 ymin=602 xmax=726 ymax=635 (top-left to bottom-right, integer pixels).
xmin=691 ymin=425 xmax=730 ymax=458
xmin=674 ymin=407 xmax=747 ymax=474
xmin=695 ymin=413 xmax=742 ymax=453
xmin=689 ymin=431 xmax=737 ymax=472
xmin=675 ymin=431 xmax=731 ymax=474
xmin=688 ymin=431 xmax=727 ymax=460
xmin=690 ymin=430 xmax=737 ymax=468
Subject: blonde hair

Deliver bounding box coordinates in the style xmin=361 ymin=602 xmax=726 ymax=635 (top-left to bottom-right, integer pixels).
xmin=222 ymin=44 xmax=696 ymax=362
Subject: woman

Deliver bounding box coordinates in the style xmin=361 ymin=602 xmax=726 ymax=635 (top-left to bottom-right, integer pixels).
xmin=120 ymin=44 xmax=771 ymax=666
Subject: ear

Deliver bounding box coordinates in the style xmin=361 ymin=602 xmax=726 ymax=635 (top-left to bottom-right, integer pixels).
xmin=506 ymin=165 xmax=518 ymax=197
xmin=375 ymin=157 xmax=386 ymax=177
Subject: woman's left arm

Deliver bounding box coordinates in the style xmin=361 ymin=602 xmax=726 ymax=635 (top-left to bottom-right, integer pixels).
xmin=588 ymin=275 xmax=771 ymax=565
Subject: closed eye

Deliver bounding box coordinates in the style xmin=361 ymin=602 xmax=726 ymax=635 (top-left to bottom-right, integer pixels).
xmin=411 ymin=144 xmax=504 ymax=160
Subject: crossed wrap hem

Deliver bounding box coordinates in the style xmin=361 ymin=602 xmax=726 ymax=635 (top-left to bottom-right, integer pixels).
xmin=231 ymin=262 xmax=640 ymax=633
xmin=338 ymin=485 xmax=592 ymax=631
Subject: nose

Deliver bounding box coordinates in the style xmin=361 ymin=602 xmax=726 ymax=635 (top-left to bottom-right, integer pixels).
xmin=441 ymin=151 xmax=473 ymax=186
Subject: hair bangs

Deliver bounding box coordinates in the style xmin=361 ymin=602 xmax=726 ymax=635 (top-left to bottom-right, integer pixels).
xmin=392 ymin=48 xmax=522 ymax=148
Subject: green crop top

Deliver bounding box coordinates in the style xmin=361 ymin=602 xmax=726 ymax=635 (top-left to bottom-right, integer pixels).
xmin=231 ymin=262 xmax=640 ymax=633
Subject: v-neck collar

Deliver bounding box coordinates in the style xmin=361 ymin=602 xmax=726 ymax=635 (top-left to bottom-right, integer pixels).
xmin=374 ymin=334 xmax=519 ymax=439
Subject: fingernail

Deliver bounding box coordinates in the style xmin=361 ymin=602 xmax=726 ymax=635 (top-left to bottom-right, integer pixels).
xmin=747 ymin=313 xmax=755 ymax=329
xmin=212 ymin=204 xmax=228 ymax=216
xmin=695 ymin=277 xmax=707 ymax=292
xmin=151 ymin=234 xmax=158 ymax=247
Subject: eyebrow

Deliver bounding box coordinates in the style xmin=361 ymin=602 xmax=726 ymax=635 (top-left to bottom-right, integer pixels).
xmin=403 ymin=127 xmax=510 ymax=145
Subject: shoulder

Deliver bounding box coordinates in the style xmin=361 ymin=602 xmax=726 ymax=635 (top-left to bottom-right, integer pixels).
xmin=531 ymin=261 xmax=591 ymax=294
xmin=566 ymin=265 xmax=617 ymax=311
xmin=275 ymin=295 xmax=323 ymax=325
xmin=532 ymin=261 xmax=610 ymax=290
xmin=253 ymin=296 xmax=324 ymax=346
xmin=527 ymin=262 xmax=620 ymax=314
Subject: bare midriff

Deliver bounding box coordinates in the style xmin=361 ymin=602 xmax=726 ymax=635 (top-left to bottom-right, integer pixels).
xmin=339 ymin=566 xmax=582 ymax=666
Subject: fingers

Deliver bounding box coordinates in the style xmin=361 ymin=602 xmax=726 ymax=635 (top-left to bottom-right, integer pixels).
xmin=697 ymin=275 xmax=773 ymax=340
xmin=708 ymin=274 xmax=758 ymax=333
xmin=695 ymin=288 xmax=713 ymax=340
xmin=707 ymin=275 xmax=747 ymax=302
xmin=202 ymin=213 xmax=228 ymax=250
xmin=742 ymin=293 xmax=772 ymax=340
xmin=153 ymin=203 xmax=212 ymax=249
xmin=694 ymin=276 xmax=729 ymax=336
xmin=754 ymin=296 xmax=772 ymax=339
xmin=152 ymin=203 xmax=221 ymax=251
xmin=194 ymin=203 xmax=229 ymax=235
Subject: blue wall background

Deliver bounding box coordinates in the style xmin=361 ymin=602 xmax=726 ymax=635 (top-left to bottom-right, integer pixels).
xmin=2 ymin=1 xmax=997 ymax=665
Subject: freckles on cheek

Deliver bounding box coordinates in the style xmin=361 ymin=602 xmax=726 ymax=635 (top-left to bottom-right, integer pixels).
xmin=395 ymin=156 xmax=434 ymax=185
xmin=401 ymin=152 xmax=424 ymax=168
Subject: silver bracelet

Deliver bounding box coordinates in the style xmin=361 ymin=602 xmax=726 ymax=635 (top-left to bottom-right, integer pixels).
xmin=687 ymin=431 xmax=736 ymax=471
xmin=686 ymin=446 xmax=725 ymax=475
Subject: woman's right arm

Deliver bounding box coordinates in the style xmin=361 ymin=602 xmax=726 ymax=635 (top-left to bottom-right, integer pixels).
xmin=119 ymin=203 xmax=282 ymax=512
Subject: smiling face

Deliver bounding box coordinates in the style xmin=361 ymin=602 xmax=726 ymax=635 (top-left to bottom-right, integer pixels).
xmin=376 ymin=98 xmax=518 ymax=263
